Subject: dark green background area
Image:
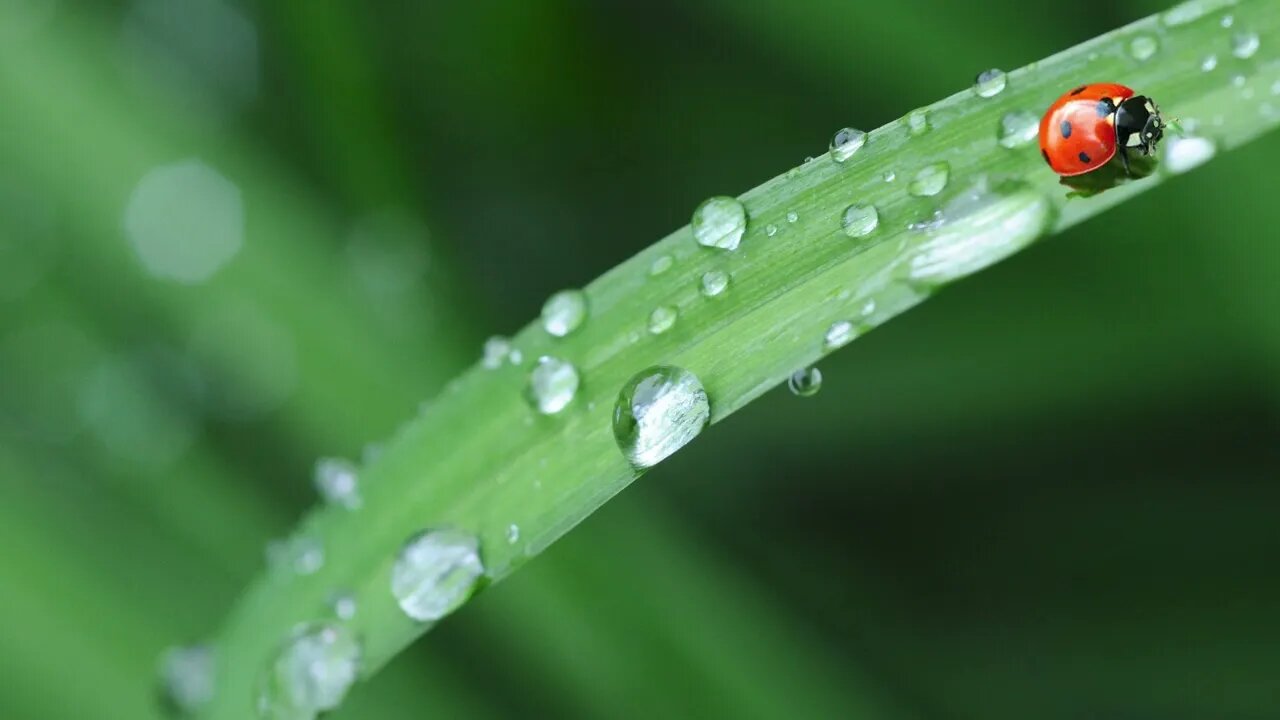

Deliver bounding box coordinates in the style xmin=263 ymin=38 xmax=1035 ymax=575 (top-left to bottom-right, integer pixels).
xmin=2 ymin=0 xmax=1278 ymax=718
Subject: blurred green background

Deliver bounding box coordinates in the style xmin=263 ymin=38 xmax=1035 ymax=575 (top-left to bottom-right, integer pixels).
xmin=3 ymin=0 xmax=1280 ymax=718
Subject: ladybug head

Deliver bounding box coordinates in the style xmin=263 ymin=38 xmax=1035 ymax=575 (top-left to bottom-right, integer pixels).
xmin=1116 ymin=96 xmax=1164 ymax=155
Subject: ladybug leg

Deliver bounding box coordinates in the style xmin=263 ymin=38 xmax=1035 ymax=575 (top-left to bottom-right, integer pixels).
xmin=1119 ymin=145 xmax=1131 ymax=176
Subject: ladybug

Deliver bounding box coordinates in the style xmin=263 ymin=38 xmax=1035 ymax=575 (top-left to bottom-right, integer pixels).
xmin=1038 ymin=83 xmax=1164 ymax=176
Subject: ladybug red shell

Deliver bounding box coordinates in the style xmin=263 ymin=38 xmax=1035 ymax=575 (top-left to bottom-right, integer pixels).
xmin=1039 ymin=83 xmax=1164 ymax=176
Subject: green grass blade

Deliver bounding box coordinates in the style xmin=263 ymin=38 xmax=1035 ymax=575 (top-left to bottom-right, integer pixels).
xmin=202 ymin=1 xmax=1280 ymax=715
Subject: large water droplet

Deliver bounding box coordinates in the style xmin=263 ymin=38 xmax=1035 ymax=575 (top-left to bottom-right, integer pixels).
xmin=525 ymin=356 xmax=579 ymax=415
xmin=908 ymin=163 xmax=950 ymax=197
xmin=823 ymin=321 xmax=856 ymax=351
xmin=907 ymin=109 xmax=930 ymax=136
xmin=997 ymin=111 xmax=1039 ymax=149
xmin=540 ymin=289 xmax=588 ymax=337
xmin=159 ymin=644 xmax=216 ymax=715
xmin=481 ymin=336 xmax=512 ymax=369
xmin=841 ymin=204 xmax=879 ymax=238
xmin=648 ymin=306 xmax=678 ymax=335
xmin=905 ymin=181 xmax=1052 ymax=285
xmin=612 ymin=366 xmax=710 ymax=469
xmin=256 ymin=624 xmax=360 ymax=719
xmin=1232 ymin=31 xmax=1260 ymax=59
xmin=829 ymin=127 xmax=867 ymax=163
xmin=787 ymin=367 xmax=823 ymax=397
xmin=391 ymin=529 xmax=485 ymax=622
xmin=691 ymin=196 xmax=746 ymax=251
xmin=1163 ymin=135 xmax=1217 ymax=173
xmin=649 ymin=254 xmax=674 ymax=276
xmin=974 ymin=69 xmax=1007 ymax=98
xmin=1201 ymin=54 xmax=1219 ymax=72
xmin=700 ymin=270 xmax=729 ymax=297
xmin=314 ymin=458 xmax=360 ymax=510
xmin=1129 ymin=35 xmax=1159 ymax=61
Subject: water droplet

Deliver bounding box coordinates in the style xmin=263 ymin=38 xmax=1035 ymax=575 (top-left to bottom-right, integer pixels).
xmin=540 ymin=289 xmax=587 ymax=338
xmin=997 ymin=110 xmax=1039 ymax=149
xmin=1129 ymin=35 xmax=1159 ymax=61
xmin=765 ymin=223 xmax=778 ymax=237
xmin=256 ymin=624 xmax=360 ymax=719
xmin=506 ymin=524 xmax=520 ymax=544
xmin=1201 ymin=54 xmax=1219 ymax=72
xmin=1271 ymin=79 xmax=1280 ymax=96
xmin=508 ymin=348 xmax=524 ymax=365
xmin=314 ymin=458 xmax=360 ymax=511
xmin=159 ymin=645 xmax=216 ymax=715
xmin=861 ymin=299 xmax=877 ymax=317
xmin=1163 ymin=135 xmax=1217 ymax=174
xmin=907 ymin=109 xmax=930 ymax=135
xmin=787 ymin=367 xmax=823 ymax=397
xmin=525 ymin=356 xmax=579 ymax=415
xmin=330 ymin=592 xmax=357 ymax=621
xmin=1221 ymin=13 xmax=1235 ymax=27
xmin=700 ymin=270 xmax=729 ymax=297
xmin=786 ymin=211 xmax=799 ymax=224
xmin=883 ymin=170 xmax=896 ymax=182
xmin=482 ymin=336 xmax=512 ymax=369
xmin=648 ymin=305 xmax=678 ymax=335
xmin=974 ymin=69 xmax=1007 ymax=98
xmin=829 ymin=127 xmax=867 ymax=163
xmin=649 ymin=254 xmax=674 ymax=276
xmin=1232 ymin=74 xmax=1247 ymax=88
xmin=125 ymin=159 xmax=244 ymax=284
xmin=905 ymin=181 xmax=1052 ymax=285
xmin=612 ymin=366 xmax=710 ymax=469
xmin=268 ymin=535 xmax=325 ymax=576
xmin=1232 ymin=31 xmax=1260 ymax=59
xmin=391 ymin=529 xmax=484 ymax=622
xmin=1163 ymin=0 xmax=1234 ymax=27
xmin=908 ymin=163 xmax=950 ymax=197
xmin=823 ymin=321 xmax=856 ymax=351
xmin=841 ymin=204 xmax=879 ymax=238
xmin=691 ymin=196 xmax=746 ymax=251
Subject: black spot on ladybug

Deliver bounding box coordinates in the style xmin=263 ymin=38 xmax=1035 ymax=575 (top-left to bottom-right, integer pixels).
xmin=1078 ymin=151 xmax=1092 ymax=164
xmin=1060 ymin=121 xmax=1072 ymax=139
xmin=1095 ymin=99 xmax=1115 ymax=117
xmin=1070 ymin=85 xmax=1088 ymax=95
xmin=1041 ymin=148 xmax=1052 ymax=165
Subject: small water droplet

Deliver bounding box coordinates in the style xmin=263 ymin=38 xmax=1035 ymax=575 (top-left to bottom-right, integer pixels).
xmin=1221 ymin=13 xmax=1234 ymax=27
xmin=482 ymin=336 xmax=512 ymax=369
xmin=691 ymin=196 xmax=747 ymax=251
xmin=829 ymin=127 xmax=867 ymax=163
xmin=1232 ymin=74 xmax=1247 ymax=88
xmin=1201 ymin=54 xmax=1219 ymax=72
xmin=159 ymin=645 xmax=216 ymax=715
xmin=256 ymin=624 xmax=360 ymax=719
xmin=1163 ymin=0 xmax=1232 ymax=27
xmin=786 ymin=211 xmax=799 ymax=224
xmin=765 ymin=223 xmax=778 ymax=237
xmin=837 ymin=289 xmax=852 ymax=301
xmin=700 ymin=270 xmax=729 ymax=297
xmin=330 ymin=592 xmax=357 ymax=621
xmin=648 ymin=305 xmax=678 ymax=335
xmin=1271 ymin=80 xmax=1280 ymax=96
xmin=974 ymin=69 xmax=1007 ymax=98
xmin=861 ymin=299 xmax=877 ymax=317
xmin=649 ymin=254 xmax=674 ymax=276
xmin=841 ymin=204 xmax=879 ymax=238
xmin=268 ymin=535 xmax=324 ymax=576
xmin=1232 ymin=31 xmax=1260 ymax=59
xmin=540 ymin=289 xmax=588 ymax=337
xmin=908 ymin=163 xmax=950 ymax=197
xmin=314 ymin=457 xmax=361 ymax=510
xmin=506 ymin=524 xmax=520 ymax=544
xmin=525 ymin=356 xmax=579 ymax=415
xmin=997 ymin=110 xmax=1039 ymax=149
xmin=508 ymin=348 xmax=524 ymax=365
xmin=804 ymin=155 xmax=815 ymax=163
xmin=823 ymin=321 xmax=856 ymax=351
xmin=883 ymin=170 xmax=896 ymax=182
xmin=787 ymin=367 xmax=823 ymax=397
xmin=1163 ymin=135 xmax=1217 ymax=174
xmin=1129 ymin=35 xmax=1159 ymax=61
xmin=391 ymin=529 xmax=484 ymax=622
xmin=905 ymin=181 xmax=1052 ymax=285
xmin=612 ymin=366 xmax=710 ymax=469
xmin=907 ymin=109 xmax=930 ymax=135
